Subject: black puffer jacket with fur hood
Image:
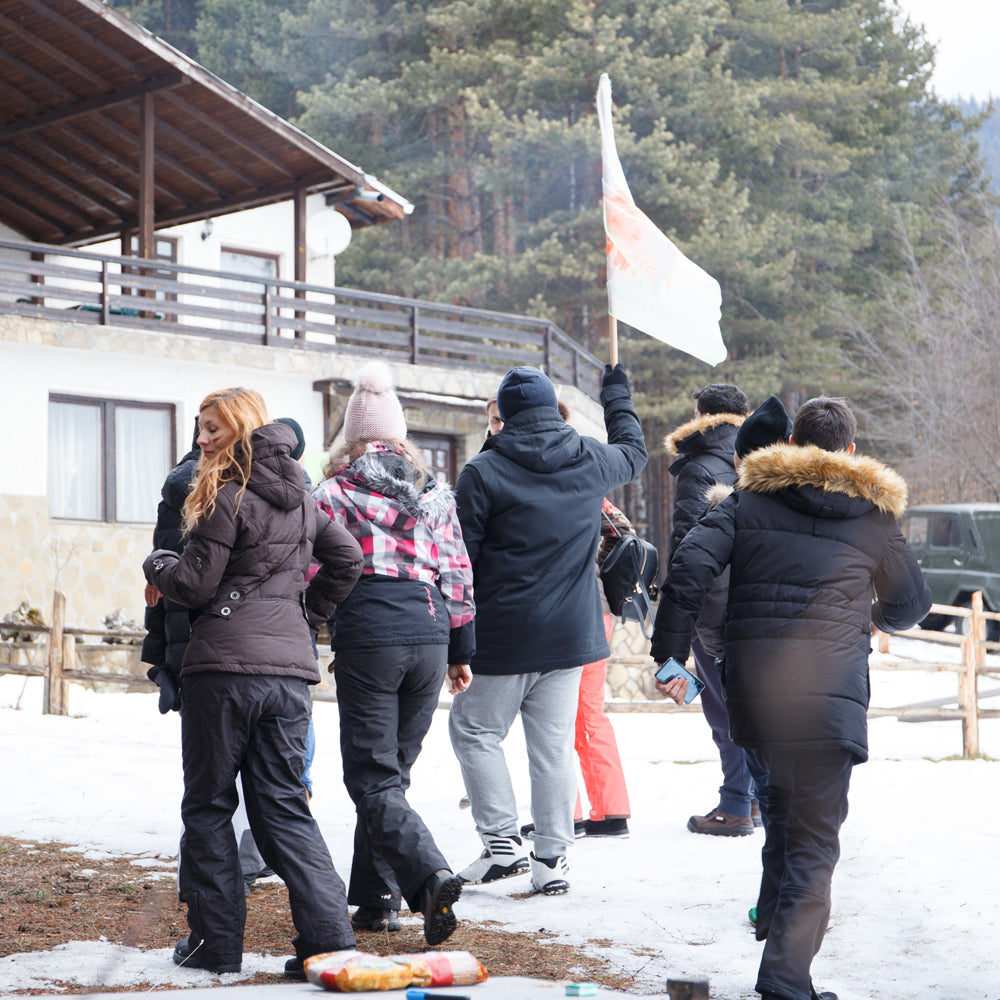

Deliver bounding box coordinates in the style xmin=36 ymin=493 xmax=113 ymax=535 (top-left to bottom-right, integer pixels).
xmin=651 ymin=443 xmax=931 ymax=761
xmin=665 ymin=412 xmax=744 ymax=559
xmin=143 ymin=423 xmax=363 ymax=683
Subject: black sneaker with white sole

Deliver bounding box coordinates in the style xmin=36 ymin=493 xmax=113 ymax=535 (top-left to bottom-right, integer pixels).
xmin=519 ymin=820 xmax=587 ymax=840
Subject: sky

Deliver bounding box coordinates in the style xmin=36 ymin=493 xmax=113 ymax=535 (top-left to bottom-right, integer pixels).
xmin=1 ymin=633 xmax=999 ymax=999
xmin=896 ymin=0 xmax=1000 ymax=101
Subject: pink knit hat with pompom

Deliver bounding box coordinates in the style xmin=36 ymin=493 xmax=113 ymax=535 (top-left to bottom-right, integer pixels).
xmin=343 ymin=361 xmax=407 ymax=442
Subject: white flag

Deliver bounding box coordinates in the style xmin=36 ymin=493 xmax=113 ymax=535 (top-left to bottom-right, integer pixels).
xmin=596 ymin=74 xmax=726 ymax=366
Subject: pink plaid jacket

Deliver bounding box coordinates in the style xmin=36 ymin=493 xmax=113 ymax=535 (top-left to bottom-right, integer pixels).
xmin=312 ymin=443 xmax=475 ymax=630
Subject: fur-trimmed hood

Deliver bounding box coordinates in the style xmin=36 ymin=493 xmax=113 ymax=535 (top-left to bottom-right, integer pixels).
xmin=343 ymin=446 xmax=453 ymax=521
xmin=737 ymin=443 xmax=908 ymax=520
xmin=664 ymin=412 xmax=745 ymax=456
xmin=705 ymin=482 xmax=734 ymax=508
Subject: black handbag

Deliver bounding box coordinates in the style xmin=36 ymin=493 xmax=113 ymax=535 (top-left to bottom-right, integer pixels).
xmin=599 ymin=510 xmax=659 ymax=638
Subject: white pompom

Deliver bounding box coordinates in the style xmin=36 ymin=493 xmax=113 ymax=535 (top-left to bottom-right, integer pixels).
xmin=353 ymin=360 xmax=395 ymax=394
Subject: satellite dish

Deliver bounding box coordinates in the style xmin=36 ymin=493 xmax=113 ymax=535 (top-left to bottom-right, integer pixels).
xmin=306 ymin=209 xmax=352 ymax=256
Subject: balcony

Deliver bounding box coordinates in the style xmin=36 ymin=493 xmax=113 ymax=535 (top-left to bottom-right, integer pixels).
xmin=0 ymin=238 xmax=602 ymax=397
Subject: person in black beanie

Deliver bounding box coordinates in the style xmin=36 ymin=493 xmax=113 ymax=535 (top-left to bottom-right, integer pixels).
xmin=450 ymin=363 xmax=646 ymax=896
xmin=735 ymin=395 xmax=793 ymax=460
xmin=651 ymin=395 xmax=930 ymax=1000
xmin=663 ymin=382 xmax=755 ymax=837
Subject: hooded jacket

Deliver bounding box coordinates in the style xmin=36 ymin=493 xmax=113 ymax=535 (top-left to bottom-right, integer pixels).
xmin=143 ymin=423 xmax=363 ymax=683
xmin=455 ymin=374 xmax=647 ymax=675
xmin=665 ymin=412 xmax=744 ymax=559
xmin=651 ymin=443 xmax=931 ymax=761
xmin=312 ymin=442 xmax=476 ymax=663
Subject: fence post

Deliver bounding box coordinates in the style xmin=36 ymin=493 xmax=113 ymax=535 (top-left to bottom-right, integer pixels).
xmin=958 ymin=591 xmax=982 ymax=757
xmin=43 ymin=591 xmax=68 ymax=716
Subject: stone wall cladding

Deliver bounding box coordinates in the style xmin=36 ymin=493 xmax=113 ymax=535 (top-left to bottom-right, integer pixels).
xmin=0 ymin=494 xmax=150 ymax=631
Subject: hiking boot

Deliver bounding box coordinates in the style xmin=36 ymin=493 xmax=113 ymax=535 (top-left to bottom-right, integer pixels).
xmin=351 ymin=906 xmax=401 ymax=932
xmin=687 ymin=808 xmax=754 ymax=836
xmin=457 ymin=835 xmax=529 ymax=884
xmin=172 ymin=937 xmax=241 ymax=974
xmin=519 ymin=820 xmax=587 ymax=840
xmin=421 ymin=870 xmax=463 ymax=946
xmin=584 ymin=817 xmax=629 ymax=838
xmin=529 ymin=852 xmax=570 ymax=895
xmin=811 ymin=985 xmax=838 ymax=1000
xmin=283 ymin=957 xmax=306 ymax=980
xmin=751 ymin=799 xmax=763 ymax=828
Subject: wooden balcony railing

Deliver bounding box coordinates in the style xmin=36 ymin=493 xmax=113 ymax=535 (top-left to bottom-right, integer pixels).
xmin=0 ymin=237 xmax=602 ymax=397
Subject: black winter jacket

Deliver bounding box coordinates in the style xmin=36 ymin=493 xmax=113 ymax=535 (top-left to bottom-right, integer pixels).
xmin=143 ymin=423 xmax=363 ymax=683
xmin=650 ymin=443 xmax=931 ymax=762
xmin=665 ymin=413 xmax=744 ymax=559
xmin=455 ymin=372 xmax=647 ymax=675
xmin=140 ymin=424 xmax=199 ymax=686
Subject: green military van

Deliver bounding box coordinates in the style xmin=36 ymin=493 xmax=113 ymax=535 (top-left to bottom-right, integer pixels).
xmin=901 ymin=503 xmax=1000 ymax=639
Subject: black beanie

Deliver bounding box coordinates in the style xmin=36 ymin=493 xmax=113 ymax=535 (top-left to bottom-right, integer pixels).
xmin=496 ymin=367 xmax=558 ymax=421
xmin=734 ymin=395 xmax=791 ymax=458
xmin=276 ymin=416 xmax=306 ymax=460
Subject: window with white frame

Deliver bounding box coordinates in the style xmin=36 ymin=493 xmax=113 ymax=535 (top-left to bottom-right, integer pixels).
xmin=219 ymin=247 xmax=279 ymax=333
xmin=48 ymin=395 xmax=176 ymax=523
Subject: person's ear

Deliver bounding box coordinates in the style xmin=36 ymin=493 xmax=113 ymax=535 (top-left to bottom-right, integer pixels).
xmin=847 ymin=441 xmax=856 ymax=455
xmin=788 ymin=434 xmax=796 ymax=445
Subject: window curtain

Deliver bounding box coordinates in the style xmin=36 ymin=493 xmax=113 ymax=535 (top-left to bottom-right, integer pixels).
xmin=48 ymin=402 xmax=101 ymax=520
xmin=116 ymin=407 xmax=171 ymax=523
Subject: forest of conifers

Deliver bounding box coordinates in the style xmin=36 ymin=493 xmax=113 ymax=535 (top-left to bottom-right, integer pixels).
xmin=112 ymin=0 xmax=1000 ymax=535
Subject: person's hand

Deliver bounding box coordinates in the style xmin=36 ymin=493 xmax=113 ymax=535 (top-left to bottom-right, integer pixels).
xmin=601 ymin=362 xmax=629 ymax=388
xmin=655 ymin=673 xmax=688 ymax=705
xmin=447 ymin=663 xmax=472 ymax=695
xmin=144 ymin=583 xmax=162 ymax=607
xmin=154 ymin=671 xmax=181 ymax=714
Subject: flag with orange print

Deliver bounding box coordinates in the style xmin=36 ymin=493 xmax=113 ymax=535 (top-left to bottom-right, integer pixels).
xmin=596 ymin=74 xmax=726 ymax=365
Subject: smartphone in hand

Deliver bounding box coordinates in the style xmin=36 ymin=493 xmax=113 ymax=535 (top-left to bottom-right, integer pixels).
xmin=654 ymin=657 xmax=705 ymax=704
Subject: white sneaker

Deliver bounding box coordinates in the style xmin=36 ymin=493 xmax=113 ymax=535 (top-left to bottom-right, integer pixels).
xmin=457 ymin=835 xmax=530 ymax=884
xmin=529 ymin=852 xmax=570 ymax=895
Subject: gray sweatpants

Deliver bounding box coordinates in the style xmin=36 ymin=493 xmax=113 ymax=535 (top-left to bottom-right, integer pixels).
xmin=449 ymin=667 xmax=583 ymax=860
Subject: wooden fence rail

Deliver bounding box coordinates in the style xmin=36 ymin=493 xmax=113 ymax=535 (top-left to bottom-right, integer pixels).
xmin=2 ymin=591 xmax=997 ymax=757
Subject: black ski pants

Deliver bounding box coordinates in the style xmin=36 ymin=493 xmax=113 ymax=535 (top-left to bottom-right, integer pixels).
xmin=334 ymin=643 xmax=450 ymax=912
xmin=753 ymin=747 xmax=855 ymax=1000
xmin=179 ymin=672 xmax=354 ymax=966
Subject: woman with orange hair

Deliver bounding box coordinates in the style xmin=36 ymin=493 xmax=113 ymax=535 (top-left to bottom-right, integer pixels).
xmin=143 ymin=387 xmax=363 ymax=977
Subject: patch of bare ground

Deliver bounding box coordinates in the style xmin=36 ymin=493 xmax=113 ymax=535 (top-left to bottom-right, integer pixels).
xmin=0 ymin=838 xmax=639 ymax=994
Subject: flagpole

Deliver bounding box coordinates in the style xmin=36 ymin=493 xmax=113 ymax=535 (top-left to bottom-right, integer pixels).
xmin=609 ymin=314 xmax=618 ymax=367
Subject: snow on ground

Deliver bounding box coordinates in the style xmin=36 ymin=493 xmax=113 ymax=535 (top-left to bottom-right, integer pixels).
xmin=1 ymin=632 xmax=998 ymax=999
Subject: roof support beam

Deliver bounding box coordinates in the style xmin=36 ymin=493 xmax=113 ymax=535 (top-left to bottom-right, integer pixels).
xmin=138 ymin=93 xmax=154 ymax=259
xmin=293 ymin=184 xmax=307 ymax=337
xmin=0 ymin=72 xmax=183 ymax=141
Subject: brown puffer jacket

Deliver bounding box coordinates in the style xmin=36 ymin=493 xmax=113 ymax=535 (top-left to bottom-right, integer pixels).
xmin=143 ymin=422 xmax=363 ymax=683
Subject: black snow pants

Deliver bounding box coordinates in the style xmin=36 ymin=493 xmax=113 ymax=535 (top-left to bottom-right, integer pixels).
xmin=178 ymin=672 xmax=354 ymax=966
xmin=334 ymin=643 xmax=450 ymax=912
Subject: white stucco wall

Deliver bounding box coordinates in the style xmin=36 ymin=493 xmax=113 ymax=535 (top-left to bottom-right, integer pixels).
xmin=83 ymin=194 xmax=348 ymax=289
